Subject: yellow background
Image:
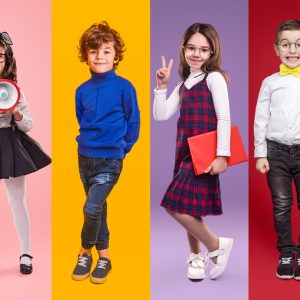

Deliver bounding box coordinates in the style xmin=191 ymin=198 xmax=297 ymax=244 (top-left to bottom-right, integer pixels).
xmin=52 ymin=0 xmax=150 ymax=298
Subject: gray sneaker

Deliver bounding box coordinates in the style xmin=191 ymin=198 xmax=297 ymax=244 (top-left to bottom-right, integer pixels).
xmin=72 ymin=253 xmax=93 ymax=281
xmin=90 ymin=257 xmax=112 ymax=284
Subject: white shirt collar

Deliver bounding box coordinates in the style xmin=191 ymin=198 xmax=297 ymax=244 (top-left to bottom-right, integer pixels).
xmin=184 ymin=69 xmax=205 ymax=89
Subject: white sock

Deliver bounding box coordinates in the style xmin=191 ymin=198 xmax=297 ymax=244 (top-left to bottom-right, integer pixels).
xmin=3 ymin=176 xmax=31 ymax=256
xmin=20 ymin=255 xmax=32 ymax=265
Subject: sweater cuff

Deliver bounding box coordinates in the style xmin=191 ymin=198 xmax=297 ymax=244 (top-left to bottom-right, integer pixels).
xmin=15 ymin=114 xmax=32 ymax=132
xmin=154 ymin=88 xmax=167 ymax=100
xmin=216 ymin=150 xmax=231 ymax=157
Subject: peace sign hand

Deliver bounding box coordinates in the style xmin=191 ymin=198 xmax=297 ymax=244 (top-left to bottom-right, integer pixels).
xmin=156 ymin=55 xmax=173 ymax=90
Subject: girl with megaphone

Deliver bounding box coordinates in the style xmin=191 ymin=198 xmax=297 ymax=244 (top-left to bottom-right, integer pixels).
xmin=0 ymin=32 xmax=51 ymax=274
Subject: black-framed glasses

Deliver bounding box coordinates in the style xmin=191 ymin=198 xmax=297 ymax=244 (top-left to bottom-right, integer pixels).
xmin=0 ymin=53 xmax=6 ymax=63
xmin=183 ymin=45 xmax=213 ymax=56
xmin=276 ymin=39 xmax=300 ymax=52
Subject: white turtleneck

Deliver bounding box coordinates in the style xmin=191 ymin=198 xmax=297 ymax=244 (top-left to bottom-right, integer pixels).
xmin=153 ymin=70 xmax=231 ymax=156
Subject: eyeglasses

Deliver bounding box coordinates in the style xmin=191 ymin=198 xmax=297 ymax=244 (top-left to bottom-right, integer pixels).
xmin=183 ymin=45 xmax=213 ymax=56
xmin=276 ymin=39 xmax=300 ymax=52
xmin=0 ymin=53 xmax=5 ymax=63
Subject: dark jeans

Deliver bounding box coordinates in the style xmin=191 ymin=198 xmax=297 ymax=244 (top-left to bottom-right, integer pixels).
xmin=267 ymin=139 xmax=300 ymax=254
xmin=78 ymin=154 xmax=122 ymax=250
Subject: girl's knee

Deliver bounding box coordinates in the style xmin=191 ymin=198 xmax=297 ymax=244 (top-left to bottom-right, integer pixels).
xmin=165 ymin=208 xmax=184 ymax=220
xmin=164 ymin=207 xmax=175 ymax=216
xmin=8 ymin=198 xmax=27 ymax=213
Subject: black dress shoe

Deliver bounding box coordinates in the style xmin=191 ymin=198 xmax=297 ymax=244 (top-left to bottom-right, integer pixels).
xmin=20 ymin=254 xmax=33 ymax=274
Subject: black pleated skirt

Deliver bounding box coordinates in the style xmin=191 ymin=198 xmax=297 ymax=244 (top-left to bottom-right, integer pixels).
xmin=0 ymin=126 xmax=51 ymax=178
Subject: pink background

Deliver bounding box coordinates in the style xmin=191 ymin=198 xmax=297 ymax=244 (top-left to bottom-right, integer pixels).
xmin=0 ymin=0 xmax=51 ymax=299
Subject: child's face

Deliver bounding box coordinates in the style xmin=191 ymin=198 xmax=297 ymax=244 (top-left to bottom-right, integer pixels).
xmin=87 ymin=42 xmax=118 ymax=74
xmin=0 ymin=46 xmax=5 ymax=77
xmin=184 ymin=32 xmax=212 ymax=70
xmin=274 ymin=30 xmax=300 ymax=69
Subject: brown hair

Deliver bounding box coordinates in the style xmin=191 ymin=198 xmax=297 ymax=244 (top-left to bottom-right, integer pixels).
xmin=275 ymin=19 xmax=300 ymax=43
xmin=179 ymin=23 xmax=227 ymax=82
xmin=78 ymin=21 xmax=125 ymax=68
xmin=0 ymin=40 xmax=17 ymax=82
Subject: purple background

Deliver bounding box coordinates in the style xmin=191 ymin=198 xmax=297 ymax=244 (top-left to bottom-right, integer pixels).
xmin=151 ymin=0 xmax=248 ymax=299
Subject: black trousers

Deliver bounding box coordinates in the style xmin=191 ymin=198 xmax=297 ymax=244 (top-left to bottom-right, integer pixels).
xmin=267 ymin=139 xmax=300 ymax=254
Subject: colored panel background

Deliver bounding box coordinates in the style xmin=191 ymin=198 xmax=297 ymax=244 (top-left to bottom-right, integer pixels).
xmin=249 ymin=0 xmax=300 ymax=298
xmin=0 ymin=0 xmax=51 ymax=299
xmin=52 ymin=0 xmax=150 ymax=298
xmin=151 ymin=0 xmax=248 ymax=299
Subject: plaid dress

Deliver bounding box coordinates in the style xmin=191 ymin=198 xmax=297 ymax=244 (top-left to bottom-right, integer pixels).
xmin=160 ymin=74 xmax=222 ymax=218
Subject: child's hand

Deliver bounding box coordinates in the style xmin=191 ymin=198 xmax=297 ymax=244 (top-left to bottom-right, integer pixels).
xmin=156 ymin=55 xmax=173 ymax=90
xmin=256 ymin=158 xmax=269 ymax=174
xmin=10 ymin=107 xmax=23 ymax=121
xmin=205 ymin=156 xmax=228 ymax=175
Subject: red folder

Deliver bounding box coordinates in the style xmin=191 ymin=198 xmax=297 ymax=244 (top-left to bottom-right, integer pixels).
xmin=187 ymin=125 xmax=248 ymax=175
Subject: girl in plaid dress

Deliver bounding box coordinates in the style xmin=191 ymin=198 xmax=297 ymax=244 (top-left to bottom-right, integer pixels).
xmin=153 ymin=23 xmax=233 ymax=280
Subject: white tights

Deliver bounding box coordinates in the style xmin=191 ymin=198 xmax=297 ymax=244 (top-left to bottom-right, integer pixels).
xmin=2 ymin=176 xmax=30 ymax=256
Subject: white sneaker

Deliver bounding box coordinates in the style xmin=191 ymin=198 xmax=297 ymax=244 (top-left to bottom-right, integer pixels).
xmin=208 ymin=237 xmax=233 ymax=279
xmin=187 ymin=252 xmax=208 ymax=280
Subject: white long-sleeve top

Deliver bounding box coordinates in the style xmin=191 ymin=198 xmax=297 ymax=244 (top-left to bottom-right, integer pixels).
xmin=153 ymin=70 xmax=231 ymax=156
xmin=254 ymin=72 xmax=300 ymax=158
xmin=0 ymin=90 xmax=33 ymax=132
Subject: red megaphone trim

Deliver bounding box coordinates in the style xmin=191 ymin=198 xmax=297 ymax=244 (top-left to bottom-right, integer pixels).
xmin=0 ymin=79 xmax=21 ymax=112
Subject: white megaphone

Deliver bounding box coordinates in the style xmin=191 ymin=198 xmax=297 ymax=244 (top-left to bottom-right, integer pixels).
xmin=0 ymin=79 xmax=20 ymax=112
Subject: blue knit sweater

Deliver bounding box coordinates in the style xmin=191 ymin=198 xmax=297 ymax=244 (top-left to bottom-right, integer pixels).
xmin=75 ymin=69 xmax=140 ymax=158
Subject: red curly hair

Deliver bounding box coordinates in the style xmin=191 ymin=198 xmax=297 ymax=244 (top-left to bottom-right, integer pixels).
xmin=78 ymin=21 xmax=125 ymax=68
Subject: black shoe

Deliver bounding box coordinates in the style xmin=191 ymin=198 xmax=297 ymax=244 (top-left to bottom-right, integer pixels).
xmin=72 ymin=253 xmax=93 ymax=281
xmin=90 ymin=257 xmax=112 ymax=284
xmin=294 ymin=253 xmax=300 ymax=280
xmin=276 ymin=253 xmax=294 ymax=279
xmin=20 ymin=254 xmax=33 ymax=274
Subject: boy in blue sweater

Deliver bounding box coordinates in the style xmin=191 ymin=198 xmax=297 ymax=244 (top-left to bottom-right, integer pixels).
xmin=72 ymin=22 xmax=140 ymax=284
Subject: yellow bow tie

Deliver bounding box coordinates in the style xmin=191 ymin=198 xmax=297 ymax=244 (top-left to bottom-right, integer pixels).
xmin=280 ymin=64 xmax=300 ymax=77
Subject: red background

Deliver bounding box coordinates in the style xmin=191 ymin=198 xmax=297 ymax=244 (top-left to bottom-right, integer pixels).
xmin=249 ymin=1 xmax=300 ymax=298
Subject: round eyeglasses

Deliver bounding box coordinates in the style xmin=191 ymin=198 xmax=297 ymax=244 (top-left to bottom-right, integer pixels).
xmin=0 ymin=53 xmax=6 ymax=63
xmin=183 ymin=45 xmax=213 ymax=56
xmin=276 ymin=39 xmax=300 ymax=52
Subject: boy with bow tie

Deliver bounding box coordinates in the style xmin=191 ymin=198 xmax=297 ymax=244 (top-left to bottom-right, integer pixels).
xmin=254 ymin=19 xmax=300 ymax=280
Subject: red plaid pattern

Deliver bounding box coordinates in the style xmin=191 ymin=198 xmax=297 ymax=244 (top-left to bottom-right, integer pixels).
xmin=161 ymin=75 xmax=222 ymax=218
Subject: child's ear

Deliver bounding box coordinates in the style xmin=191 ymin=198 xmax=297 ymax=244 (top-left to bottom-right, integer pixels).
xmin=114 ymin=57 xmax=119 ymax=64
xmin=273 ymin=44 xmax=279 ymax=56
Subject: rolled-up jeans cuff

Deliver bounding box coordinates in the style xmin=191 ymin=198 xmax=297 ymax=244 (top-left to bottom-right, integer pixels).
xmin=81 ymin=240 xmax=95 ymax=250
xmin=96 ymin=240 xmax=109 ymax=250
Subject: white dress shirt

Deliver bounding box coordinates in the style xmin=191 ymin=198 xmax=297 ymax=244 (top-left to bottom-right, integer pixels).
xmin=153 ymin=70 xmax=231 ymax=156
xmin=254 ymin=72 xmax=300 ymax=157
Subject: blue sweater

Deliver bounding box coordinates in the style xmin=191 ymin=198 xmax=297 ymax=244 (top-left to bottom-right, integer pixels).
xmin=75 ymin=69 xmax=140 ymax=158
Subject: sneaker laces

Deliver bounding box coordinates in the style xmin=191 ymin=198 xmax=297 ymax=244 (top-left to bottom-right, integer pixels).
xmin=297 ymin=257 xmax=300 ymax=266
xmin=97 ymin=259 xmax=108 ymax=269
xmin=78 ymin=256 xmax=89 ymax=267
xmin=281 ymin=257 xmax=292 ymax=265
xmin=187 ymin=253 xmax=208 ymax=268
